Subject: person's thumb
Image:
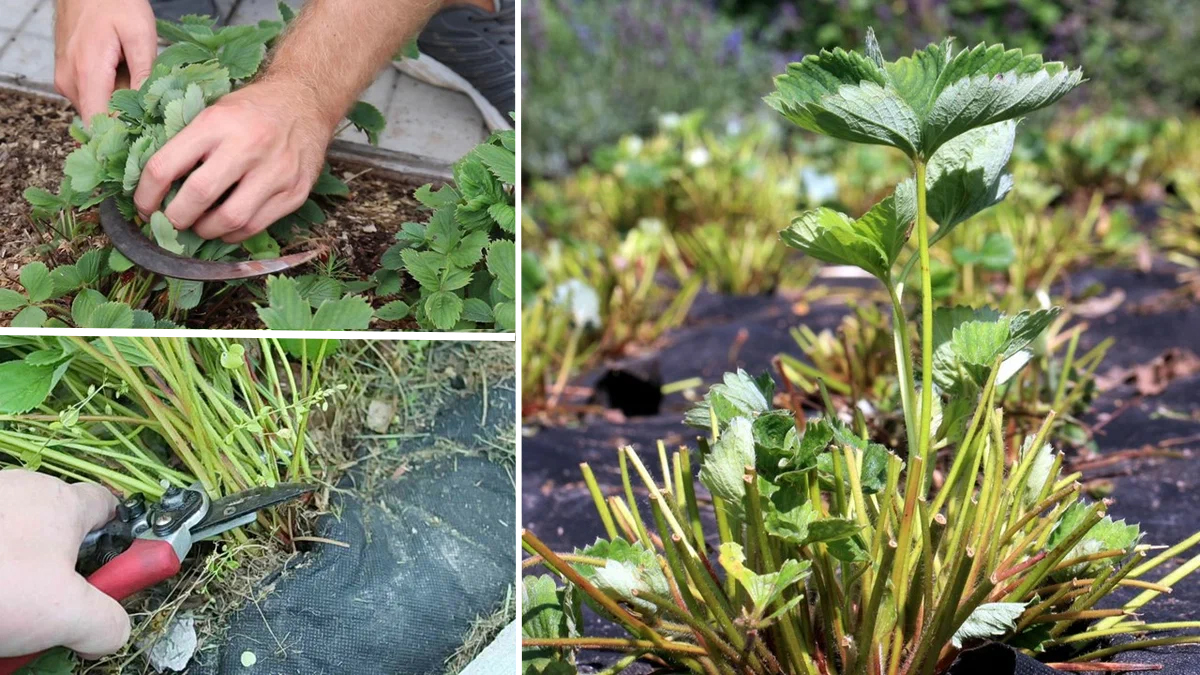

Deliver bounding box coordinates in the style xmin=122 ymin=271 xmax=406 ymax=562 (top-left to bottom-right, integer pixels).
xmin=60 ymin=577 xmax=131 ymax=659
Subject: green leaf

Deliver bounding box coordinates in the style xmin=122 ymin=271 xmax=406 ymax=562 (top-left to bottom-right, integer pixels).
xmin=108 ymin=249 xmax=134 ymax=272
xmin=414 ymin=184 xmax=460 ymax=209
xmin=920 ymin=45 xmax=1083 ymax=155
xmin=1048 ymin=503 xmax=1140 ymax=578
xmin=684 ymin=369 xmax=772 ymax=429
xmin=425 ymin=290 xmax=463 ymax=330
xmin=573 ymin=538 xmax=670 ymax=617
xmin=780 ymin=192 xmax=914 ymax=281
xmin=150 ymin=212 xmax=186 ymax=254
xmin=311 ymin=167 xmax=350 ymax=197
xmin=11 ymin=306 xmax=47 ymax=327
xmin=719 ymin=542 xmax=811 ymax=615
xmin=521 ymin=575 xmax=581 ymax=670
xmin=278 ymin=2 xmax=296 ymax=23
xmin=49 ymin=265 xmax=83 ymax=296
xmin=768 ymin=35 xmax=1082 ymax=158
xmin=492 ymin=301 xmax=515 ymax=331
xmin=242 ymin=231 xmax=282 ymax=259
xmin=84 ymin=302 xmax=135 ymax=329
xmin=257 ymin=275 xmax=312 ymax=330
xmin=375 ymin=300 xmax=411 ymax=321
xmin=766 ymin=500 xmax=816 ymax=544
xmin=488 ymin=202 xmax=516 ymax=233
xmin=219 ymin=35 xmax=267 ymax=79
xmin=64 ymin=147 xmax=104 ymax=193
xmin=163 ymin=83 xmax=206 ymax=138
xmin=0 ymin=361 xmax=61 ymax=413
xmin=156 ymin=18 xmax=202 ymax=45
xmin=401 ymin=249 xmax=445 ymax=289
xmin=448 ymin=230 xmax=490 ymax=268
xmin=311 ymin=296 xmax=374 ymax=330
xmin=1020 ymin=439 xmax=1057 ymax=508
xmin=931 ymin=306 xmax=1060 ymax=392
xmin=155 ymin=42 xmax=216 ymax=70
xmin=168 ymin=279 xmax=203 ymax=310
xmin=487 ymin=240 xmax=516 ymax=299
xmin=473 ymin=143 xmax=516 ymax=184
xmin=0 ymin=288 xmax=27 ymax=311
xmin=24 ymin=187 xmax=62 ymax=210
xmin=461 ymin=297 xmax=492 ymax=324
xmin=71 ymin=289 xmax=106 ymax=326
xmin=767 ymin=46 xmax=918 ymax=155
xmin=346 ymin=101 xmax=386 ymax=145
xmin=11 ymin=647 xmax=74 ymax=674
xmin=924 ymin=121 xmax=1016 ymax=239
xmin=20 ymin=262 xmax=53 ymax=303
xmin=952 ymin=602 xmax=1027 ymax=648
xmin=76 ymin=249 xmax=107 ymax=282
xmin=122 ymin=135 xmax=158 ymax=193
xmin=698 ymin=417 xmax=756 ymax=510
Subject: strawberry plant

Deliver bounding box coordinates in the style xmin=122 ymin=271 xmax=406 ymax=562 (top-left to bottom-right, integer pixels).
xmin=369 ymin=129 xmax=515 ymax=331
xmin=16 ymin=5 xmax=385 ymax=329
xmin=522 ymin=33 xmax=1200 ymax=674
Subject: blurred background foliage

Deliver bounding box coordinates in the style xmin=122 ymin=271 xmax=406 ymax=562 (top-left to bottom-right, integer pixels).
xmin=521 ymin=0 xmax=1200 ymax=416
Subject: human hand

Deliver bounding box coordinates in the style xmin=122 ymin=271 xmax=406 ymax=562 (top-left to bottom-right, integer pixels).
xmin=54 ymin=0 xmax=157 ymax=123
xmin=0 ymin=470 xmax=130 ymax=659
xmin=134 ymin=79 xmax=336 ymax=243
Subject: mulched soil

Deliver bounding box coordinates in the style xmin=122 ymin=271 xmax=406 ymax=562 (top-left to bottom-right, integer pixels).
xmin=0 ymin=85 xmax=431 ymax=329
xmin=523 ymin=259 xmax=1200 ymax=673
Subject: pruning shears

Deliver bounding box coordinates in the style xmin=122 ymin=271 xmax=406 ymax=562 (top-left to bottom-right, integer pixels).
xmin=100 ymin=197 xmax=324 ymax=281
xmin=0 ymin=482 xmax=313 ymax=674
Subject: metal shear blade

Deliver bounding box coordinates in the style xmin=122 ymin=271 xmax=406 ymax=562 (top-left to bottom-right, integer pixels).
xmin=190 ymin=483 xmax=315 ymax=540
xmin=99 ymin=198 xmax=324 ymax=281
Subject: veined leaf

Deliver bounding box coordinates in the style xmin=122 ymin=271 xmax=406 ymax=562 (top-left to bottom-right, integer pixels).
xmin=573 ymin=538 xmax=670 ymax=617
xmin=698 ymin=417 xmax=756 ymax=511
xmin=346 ymin=101 xmax=386 ymax=145
xmin=896 ymin=120 xmax=1016 ymax=241
xmin=931 ymin=306 xmax=1059 ymax=392
xmin=719 ymin=543 xmax=811 ymax=615
xmin=781 ymin=191 xmax=914 ymax=281
xmin=487 ymin=240 xmax=516 ymax=299
xmin=768 ymin=33 xmax=1081 ymax=158
xmin=522 ymin=575 xmax=581 ymax=670
xmin=952 ymin=602 xmax=1027 ymax=648
xmin=425 ymin=290 xmax=463 ymax=330
xmin=20 ymin=262 xmax=53 ymax=303
xmin=684 ymin=369 xmax=773 ymax=429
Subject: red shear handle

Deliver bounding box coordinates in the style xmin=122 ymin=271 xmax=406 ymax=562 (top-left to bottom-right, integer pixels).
xmin=0 ymin=540 xmax=181 ymax=675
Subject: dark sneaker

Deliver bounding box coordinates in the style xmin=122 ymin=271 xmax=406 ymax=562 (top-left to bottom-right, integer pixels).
xmin=405 ymin=0 xmax=515 ymax=130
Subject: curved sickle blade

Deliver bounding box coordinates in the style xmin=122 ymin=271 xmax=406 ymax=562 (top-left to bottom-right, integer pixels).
xmin=99 ymin=198 xmax=323 ymax=281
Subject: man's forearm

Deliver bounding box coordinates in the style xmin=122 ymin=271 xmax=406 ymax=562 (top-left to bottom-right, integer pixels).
xmin=262 ymin=0 xmax=442 ymax=132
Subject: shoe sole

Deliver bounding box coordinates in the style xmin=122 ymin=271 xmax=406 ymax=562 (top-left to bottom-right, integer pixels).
xmin=393 ymin=55 xmax=513 ymax=132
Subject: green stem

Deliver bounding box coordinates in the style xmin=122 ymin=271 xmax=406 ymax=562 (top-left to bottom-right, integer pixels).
xmin=914 ymin=159 xmax=933 ymax=492
xmin=888 ymin=284 xmax=918 ymax=456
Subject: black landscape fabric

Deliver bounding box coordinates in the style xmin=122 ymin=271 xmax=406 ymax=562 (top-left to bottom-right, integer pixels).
xmin=523 ymin=264 xmax=1200 ymax=673
xmin=198 ymin=381 xmax=516 ymax=675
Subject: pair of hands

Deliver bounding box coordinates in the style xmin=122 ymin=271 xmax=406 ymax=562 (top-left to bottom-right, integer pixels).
xmin=55 ymin=0 xmax=333 ymax=243
xmin=0 ymin=471 xmax=129 ymax=659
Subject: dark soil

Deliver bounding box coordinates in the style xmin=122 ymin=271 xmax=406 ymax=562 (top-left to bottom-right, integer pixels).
xmin=0 ymin=85 xmax=431 ymax=329
xmin=523 ymin=260 xmax=1200 ymax=673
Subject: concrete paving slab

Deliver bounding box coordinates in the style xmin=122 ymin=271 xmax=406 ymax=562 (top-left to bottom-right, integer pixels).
xmin=0 ymin=0 xmax=490 ymax=166
xmin=383 ymin=73 xmax=486 ymax=163
xmin=0 ymin=34 xmax=54 ymax=86
xmin=22 ymin=0 xmax=52 ymax=39
xmin=0 ymin=0 xmax=34 ymax=31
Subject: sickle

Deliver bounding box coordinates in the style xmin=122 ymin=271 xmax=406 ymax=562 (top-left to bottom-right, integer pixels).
xmin=99 ymin=198 xmax=324 ymax=281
